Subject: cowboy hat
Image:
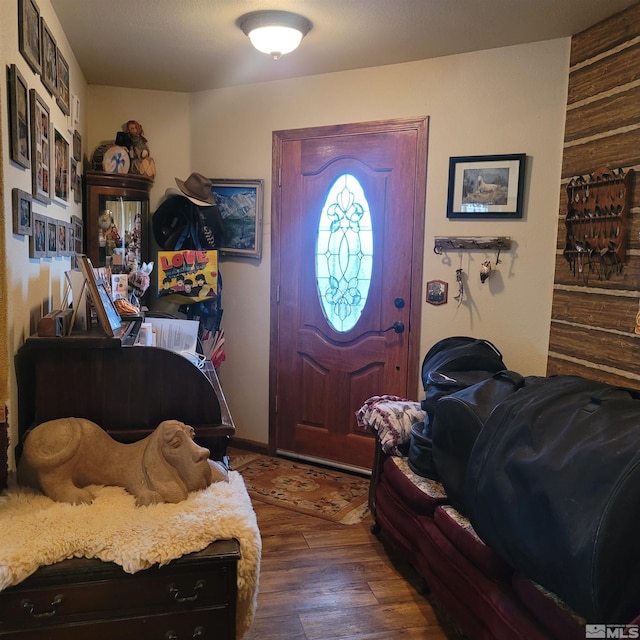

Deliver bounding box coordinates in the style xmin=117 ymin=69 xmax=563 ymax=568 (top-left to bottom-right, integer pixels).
xmin=172 ymin=172 xmax=216 ymax=207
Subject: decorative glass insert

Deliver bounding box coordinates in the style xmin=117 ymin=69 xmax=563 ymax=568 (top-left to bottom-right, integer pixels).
xmin=315 ymin=173 xmax=373 ymax=332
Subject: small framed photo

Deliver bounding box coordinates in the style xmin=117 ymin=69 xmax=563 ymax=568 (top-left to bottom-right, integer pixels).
xmin=71 ymin=214 xmax=83 ymax=267
xmin=446 ymin=154 xmax=526 ymax=220
xmin=56 ymin=48 xmax=70 ymax=115
xmin=8 ymin=64 xmax=30 ymax=169
xmin=30 ymin=211 xmax=47 ymax=258
xmin=53 ymin=127 xmax=69 ymax=203
xmin=68 ymin=221 xmax=76 ymax=255
xmin=40 ymin=17 xmax=57 ymax=96
xmin=73 ymin=130 xmax=81 ymax=161
xmin=12 ymin=188 xmax=33 ymax=235
xmin=57 ymin=219 xmax=71 ymax=256
xmin=46 ymin=216 xmax=58 ymax=257
xmin=211 ymin=179 xmax=264 ymax=260
xmin=426 ymin=280 xmax=448 ymax=306
xmin=30 ymin=88 xmax=50 ymax=204
xmin=74 ymin=174 xmax=82 ymax=203
xmin=70 ymin=94 xmax=80 ymax=130
xmin=18 ymin=0 xmax=41 ymax=74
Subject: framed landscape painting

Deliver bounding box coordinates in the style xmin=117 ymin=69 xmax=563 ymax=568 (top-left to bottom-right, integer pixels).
xmin=211 ymin=179 xmax=264 ymax=260
xmin=446 ymin=154 xmax=526 ymax=220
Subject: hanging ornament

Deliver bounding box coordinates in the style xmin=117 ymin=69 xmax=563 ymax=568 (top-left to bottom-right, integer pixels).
xmin=480 ymin=260 xmax=492 ymax=283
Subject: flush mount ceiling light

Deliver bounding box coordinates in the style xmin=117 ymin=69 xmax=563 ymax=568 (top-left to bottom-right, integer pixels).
xmin=238 ymin=10 xmax=312 ymax=60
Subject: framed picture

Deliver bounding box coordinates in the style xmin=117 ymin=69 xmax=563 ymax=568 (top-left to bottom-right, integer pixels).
xmin=74 ymin=174 xmax=82 ymax=203
xmin=57 ymin=219 xmax=68 ymax=256
xmin=70 ymin=93 xmax=80 ymax=130
xmin=40 ymin=17 xmax=57 ymax=96
xmin=73 ymin=130 xmax=81 ymax=161
xmin=78 ymin=254 xmax=123 ymax=337
xmin=67 ymin=222 xmax=75 ymax=256
xmin=71 ymin=214 xmax=83 ymax=267
xmin=446 ymin=154 xmax=526 ymax=219
xmin=56 ymin=48 xmax=70 ymax=115
xmin=211 ymin=179 xmax=264 ymax=259
xmin=426 ymin=280 xmax=448 ymax=306
xmin=12 ymin=188 xmax=33 ymax=235
xmin=29 ymin=211 xmax=47 ymax=258
xmin=29 ymin=88 xmax=50 ymax=204
xmin=53 ymin=127 xmax=69 ymax=203
xmin=18 ymin=0 xmax=41 ymax=74
xmin=8 ymin=64 xmax=30 ymax=169
xmin=46 ymin=216 xmax=58 ymax=257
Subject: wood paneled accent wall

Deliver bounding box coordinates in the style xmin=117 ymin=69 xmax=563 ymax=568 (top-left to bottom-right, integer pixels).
xmin=547 ymin=2 xmax=640 ymax=388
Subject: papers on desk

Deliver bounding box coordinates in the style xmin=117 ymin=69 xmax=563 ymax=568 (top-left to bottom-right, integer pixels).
xmin=144 ymin=318 xmax=201 ymax=366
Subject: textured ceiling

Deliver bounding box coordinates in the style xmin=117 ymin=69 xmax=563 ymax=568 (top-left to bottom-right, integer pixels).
xmin=50 ymin=0 xmax=637 ymax=93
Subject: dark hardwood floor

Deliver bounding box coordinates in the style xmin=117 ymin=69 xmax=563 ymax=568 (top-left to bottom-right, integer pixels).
xmin=244 ymin=497 xmax=460 ymax=639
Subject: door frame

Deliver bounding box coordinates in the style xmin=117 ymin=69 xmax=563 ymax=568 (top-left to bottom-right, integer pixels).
xmin=269 ymin=117 xmax=428 ymax=454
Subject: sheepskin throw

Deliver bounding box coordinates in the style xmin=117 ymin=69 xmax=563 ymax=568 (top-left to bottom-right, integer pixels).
xmin=0 ymin=470 xmax=261 ymax=639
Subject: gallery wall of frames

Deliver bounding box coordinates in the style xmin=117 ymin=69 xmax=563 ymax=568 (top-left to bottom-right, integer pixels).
xmin=9 ymin=0 xmax=83 ymax=262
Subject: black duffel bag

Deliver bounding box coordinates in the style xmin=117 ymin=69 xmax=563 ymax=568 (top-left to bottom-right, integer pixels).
xmin=408 ymin=336 xmax=506 ymax=480
xmin=432 ymin=370 xmax=526 ymax=514
xmin=465 ymin=375 xmax=640 ymax=623
xmin=420 ymin=336 xmax=506 ymax=422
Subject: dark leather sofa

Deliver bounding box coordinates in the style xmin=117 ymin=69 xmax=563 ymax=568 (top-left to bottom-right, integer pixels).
xmin=369 ymin=443 xmax=640 ymax=640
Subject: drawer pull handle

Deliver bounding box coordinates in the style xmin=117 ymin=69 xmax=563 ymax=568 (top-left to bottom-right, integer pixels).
xmin=21 ymin=594 xmax=64 ymax=618
xmin=165 ymin=627 xmax=205 ymax=640
xmin=167 ymin=579 xmax=206 ymax=602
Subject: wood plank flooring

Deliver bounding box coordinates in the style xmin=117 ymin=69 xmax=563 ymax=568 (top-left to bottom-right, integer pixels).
xmin=244 ymin=496 xmax=460 ymax=639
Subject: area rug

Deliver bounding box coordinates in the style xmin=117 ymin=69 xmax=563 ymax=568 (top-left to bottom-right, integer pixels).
xmin=0 ymin=471 xmax=260 ymax=639
xmin=229 ymin=449 xmax=370 ymax=525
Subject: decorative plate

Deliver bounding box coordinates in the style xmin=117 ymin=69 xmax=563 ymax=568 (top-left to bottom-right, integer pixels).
xmin=103 ymin=145 xmax=131 ymax=174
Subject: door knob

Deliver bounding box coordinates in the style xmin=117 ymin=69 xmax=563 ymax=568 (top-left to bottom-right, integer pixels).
xmin=384 ymin=321 xmax=405 ymax=334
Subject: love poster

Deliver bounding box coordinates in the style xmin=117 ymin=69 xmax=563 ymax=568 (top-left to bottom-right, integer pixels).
xmin=157 ymin=250 xmax=218 ymax=304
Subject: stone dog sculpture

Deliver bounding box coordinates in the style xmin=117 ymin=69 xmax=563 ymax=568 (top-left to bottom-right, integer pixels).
xmin=17 ymin=417 xmax=228 ymax=506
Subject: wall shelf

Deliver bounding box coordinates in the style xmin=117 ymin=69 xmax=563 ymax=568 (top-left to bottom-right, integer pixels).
xmin=433 ymin=236 xmax=511 ymax=254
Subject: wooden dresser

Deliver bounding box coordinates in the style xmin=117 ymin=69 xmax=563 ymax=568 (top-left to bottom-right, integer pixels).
xmin=0 ymin=539 xmax=240 ymax=639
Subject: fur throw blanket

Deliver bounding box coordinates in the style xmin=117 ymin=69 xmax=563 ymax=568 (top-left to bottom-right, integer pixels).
xmin=0 ymin=470 xmax=260 ymax=639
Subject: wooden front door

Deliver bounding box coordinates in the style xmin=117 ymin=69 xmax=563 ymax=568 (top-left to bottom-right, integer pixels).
xmin=270 ymin=118 xmax=428 ymax=470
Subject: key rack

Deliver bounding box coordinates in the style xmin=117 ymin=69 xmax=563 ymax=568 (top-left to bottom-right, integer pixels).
xmin=563 ymin=166 xmax=634 ymax=279
xmin=433 ymin=236 xmax=511 ymax=254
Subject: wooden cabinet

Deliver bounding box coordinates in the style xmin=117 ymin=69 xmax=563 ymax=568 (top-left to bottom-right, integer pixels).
xmin=83 ymin=171 xmax=153 ymax=273
xmin=15 ymin=332 xmax=235 ymax=462
xmin=0 ymin=539 xmax=240 ymax=639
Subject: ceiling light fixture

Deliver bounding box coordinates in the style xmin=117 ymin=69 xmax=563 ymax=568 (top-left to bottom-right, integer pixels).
xmin=238 ymin=10 xmax=312 ymax=60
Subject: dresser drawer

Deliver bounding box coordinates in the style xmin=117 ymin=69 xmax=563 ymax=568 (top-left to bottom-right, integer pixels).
xmin=0 ymin=607 xmax=234 ymax=639
xmin=0 ymin=565 xmax=235 ymax=626
xmin=0 ymin=540 xmax=239 ymax=638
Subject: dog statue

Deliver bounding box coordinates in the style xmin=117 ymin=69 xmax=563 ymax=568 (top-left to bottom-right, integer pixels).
xmin=17 ymin=418 xmax=228 ymax=506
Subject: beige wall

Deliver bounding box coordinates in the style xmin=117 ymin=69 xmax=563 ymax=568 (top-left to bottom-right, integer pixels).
xmin=187 ymin=40 xmax=570 ymax=444
xmin=1 ymin=0 xmax=87 ymax=466
xmin=2 ymin=0 xmax=571 ymax=455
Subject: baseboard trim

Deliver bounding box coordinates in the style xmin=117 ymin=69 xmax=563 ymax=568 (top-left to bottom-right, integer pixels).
xmin=228 ymin=436 xmax=270 ymax=456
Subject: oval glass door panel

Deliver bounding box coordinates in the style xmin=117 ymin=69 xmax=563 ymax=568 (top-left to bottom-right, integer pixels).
xmin=315 ymin=173 xmax=373 ymax=332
